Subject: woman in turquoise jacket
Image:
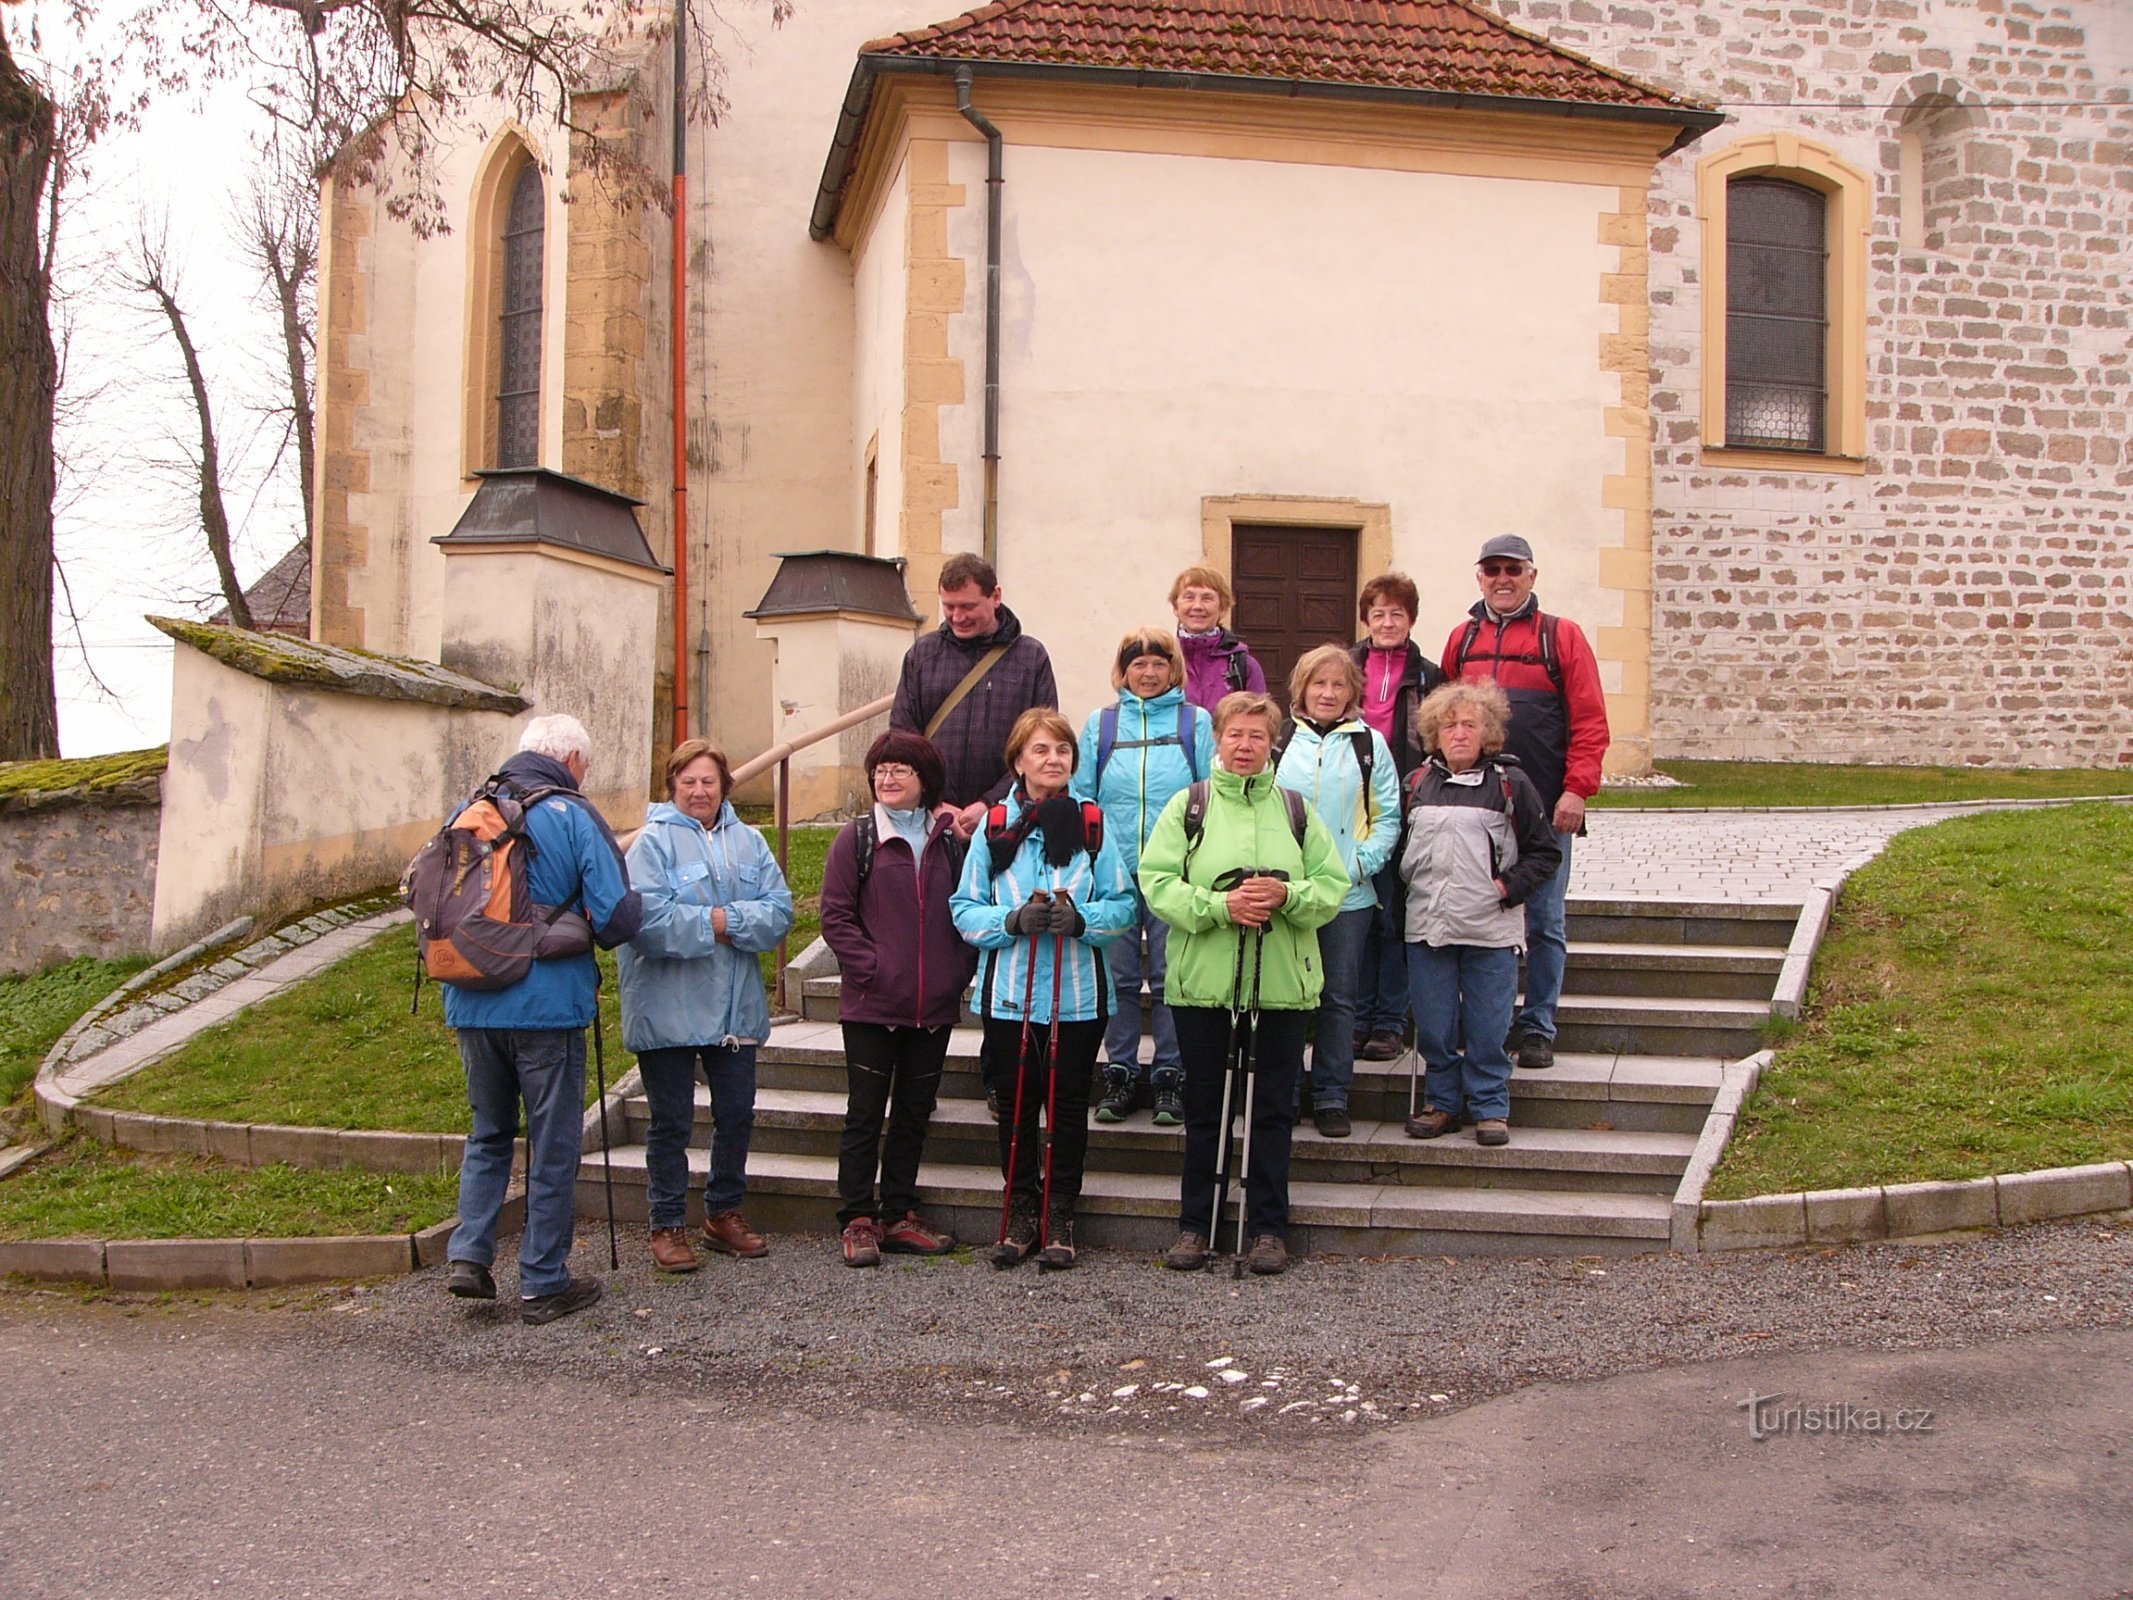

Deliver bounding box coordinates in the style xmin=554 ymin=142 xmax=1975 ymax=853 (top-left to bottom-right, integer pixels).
xmin=954 ymin=709 xmax=1137 ymax=1268
xmin=1072 ymin=628 xmax=1216 ymax=1127
xmin=618 ymin=740 xmax=794 ymax=1273
xmin=1274 ymin=645 xmax=1401 ymax=1139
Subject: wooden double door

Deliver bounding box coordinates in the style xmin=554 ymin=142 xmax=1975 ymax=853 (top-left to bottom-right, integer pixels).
xmin=1229 ymin=524 xmax=1359 ymax=708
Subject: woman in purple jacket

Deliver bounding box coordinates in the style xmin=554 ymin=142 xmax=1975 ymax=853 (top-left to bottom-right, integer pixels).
xmin=819 ymin=731 xmax=978 ymax=1266
xmin=1171 ymin=565 xmax=1268 ymax=712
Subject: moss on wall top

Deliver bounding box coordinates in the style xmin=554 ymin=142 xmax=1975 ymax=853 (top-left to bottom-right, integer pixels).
xmin=148 ymin=617 xmax=530 ymax=714
xmin=0 ymin=747 xmax=169 ymax=814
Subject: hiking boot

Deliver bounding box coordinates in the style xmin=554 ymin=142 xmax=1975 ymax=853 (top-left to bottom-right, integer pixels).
xmin=1312 ymin=1105 xmax=1352 ymax=1139
xmin=1151 ymin=1071 xmax=1185 ymax=1126
xmin=992 ymin=1199 xmax=1039 ymax=1268
xmin=1516 ymin=1033 xmax=1556 ymax=1070
xmin=702 ymin=1210 xmax=770 ymax=1258
xmin=1164 ymin=1231 xmax=1209 ymax=1271
xmin=445 ymin=1259 xmax=496 ymax=1300
xmin=1247 ymin=1234 xmax=1289 ymax=1276
xmin=519 ymin=1275 xmax=601 ymax=1325
xmin=648 ymin=1226 xmax=700 ymax=1273
xmin=987 ymin=1086 xmax=1004 ymax=1124
xmin=880 ymin=1211 xmax=956 ymax=1255
xmin=1093 ymin=1067 xmax=1138 ymax=1124
xmin=1038 ymin=1207 xmax=1077 ymax=1271
xmin=841 ymin=1217 xmax=883 ymax=1268
xmin=1404 ymin=1106 xmax=1459 ymax=1140
xmin=1474 ymin=1118 xmax=1511 ymax=1147
xmin=1358 ymin=1030 xmax=1405 ymax=1062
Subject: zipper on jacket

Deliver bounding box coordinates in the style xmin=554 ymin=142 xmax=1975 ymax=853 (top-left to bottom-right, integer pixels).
xmin=912 ymin=830 xmax=928 ymax=1030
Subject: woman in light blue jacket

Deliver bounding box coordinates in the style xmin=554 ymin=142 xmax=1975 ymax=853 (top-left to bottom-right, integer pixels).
xmin=1071 ymin=629 xmax=1215 ymax=1127
xmin=618 ymin=740 xmax=794 ymax=1272
xmin=1275 ymin=645 xmax=1400 ymax=1139
xmin=954 ymin=709 xmax=1137 ymax=1268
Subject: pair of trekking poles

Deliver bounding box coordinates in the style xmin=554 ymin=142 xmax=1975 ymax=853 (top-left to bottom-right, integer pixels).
xmin=1207 ymin=867 xmax=1284 ymax=1278
xmin=997 ymin=887 xmax=1075 ymax=1271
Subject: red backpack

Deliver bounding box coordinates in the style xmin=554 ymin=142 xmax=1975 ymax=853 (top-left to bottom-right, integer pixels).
xmin=400 ymin=778 xmax=593 ymax=991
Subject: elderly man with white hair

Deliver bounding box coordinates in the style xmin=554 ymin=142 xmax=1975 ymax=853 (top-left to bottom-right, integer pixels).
xmin=442 ymin=714 xmax=642 ymax=1325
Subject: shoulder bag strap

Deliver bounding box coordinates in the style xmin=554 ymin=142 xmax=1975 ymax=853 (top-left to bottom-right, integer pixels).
xmin=923 ymin=644 xmax=1012 ymax=739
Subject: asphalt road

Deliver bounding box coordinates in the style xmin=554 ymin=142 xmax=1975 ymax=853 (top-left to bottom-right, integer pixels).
xmin=4 ymin=1221 xmax=2131 ymax=1598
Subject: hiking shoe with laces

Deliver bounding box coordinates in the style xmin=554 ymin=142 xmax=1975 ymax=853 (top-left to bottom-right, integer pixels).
xmin=1404 ymin=1106 xmax=1459 ymax=1140
xmin=1474 ymin=1118 xmax=1511 ymax=1147
xmin=880 ymin=1212 xmax=956 ymax=1255
xmin=1164 ymin=1231 xmax=1209 ymax=1271
xmin=1038 ymin=1208 xmax=1077 ymax=1271
xmin=519 ymin=1275 xmax=601 ymax=1325
xmin=1093 ymin=1068 xmax=1137 ymax=1124
xmin=992 ymin=1200 xmax=1039 ymax=1269
xmin=1152 ymin=1087 xmax=1185 ymax=1127
xmin=987 ymin=1086 xmax=1004 ymax=1124
xmin=1247 ymin=1234 xmax=1289 ymax=1276
xmin=1516 ymin=1034 xmax=1556 ymax=1070
xmin=841 ymin=1217 xmax=883 ymax=1268
xmin=702 ymin=1210 xmax=769 ymax=1258
xmin=445 ymin=1259 xmax=496 ymax=1300
xmin=648 ymin=1226 xmax=700 ymax=1273
xmin=1313 ymin=1105 xmax=1352 ymax=1139
xmin=1358 ymin=1030 xmax=1405 ymax=1062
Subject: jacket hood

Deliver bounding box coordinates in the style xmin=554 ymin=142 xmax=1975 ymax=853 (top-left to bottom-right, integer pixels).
xmin=1211 ymin=764 xmax=1283 ymax=802
xmin=1122 ymin=684 xmax=1187 ymax=710
xmin=936 ymin=603 xmax=1024 ymax=653
xmin=642 ymin=799 xmax=736 ymax=833
xmin=497 ymin=750 xmax=581 ymax=793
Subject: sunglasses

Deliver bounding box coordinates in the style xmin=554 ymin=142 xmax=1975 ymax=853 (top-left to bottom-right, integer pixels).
xmin=1480 ymin=561 xmax=1529 ymax=577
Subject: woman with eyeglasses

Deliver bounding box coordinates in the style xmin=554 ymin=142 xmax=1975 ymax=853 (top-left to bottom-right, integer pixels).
xmin=1347 ymin=574 xmax=1446 ymax=1065
xmin=818 ymin=731 xmax=976 ymax=1267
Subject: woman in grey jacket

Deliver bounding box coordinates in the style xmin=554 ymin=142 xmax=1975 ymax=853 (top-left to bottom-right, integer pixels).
xmin=1398 ymin=683 xmax=1560 ymax=1148
xmin=618 ymin=739 xmax=794 ymax=1272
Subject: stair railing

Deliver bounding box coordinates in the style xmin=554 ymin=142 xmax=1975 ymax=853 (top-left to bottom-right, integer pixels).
xmin=729 ymin=693 xmax=895 ymax=1010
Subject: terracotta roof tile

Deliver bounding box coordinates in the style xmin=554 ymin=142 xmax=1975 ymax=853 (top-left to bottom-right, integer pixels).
xmin=861 ymin=0 xmax=1694 ymax=110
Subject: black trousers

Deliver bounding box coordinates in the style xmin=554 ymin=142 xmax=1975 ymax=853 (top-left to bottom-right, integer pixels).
xmin=837 ymin=1022 xmax=952 ymax=1227
xmin=981 ymin=1016 xmax=1101 ymax=1210
xmin=1172 ymin=1005 xmax=1307 ymax=1245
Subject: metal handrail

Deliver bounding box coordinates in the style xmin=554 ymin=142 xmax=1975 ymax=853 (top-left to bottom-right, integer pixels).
xmin=731 ymin=692 xmax=895 ymax=1009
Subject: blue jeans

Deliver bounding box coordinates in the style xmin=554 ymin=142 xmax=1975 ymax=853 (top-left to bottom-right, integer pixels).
xmin=1407 ymin=942 xmax=1520 ymax=1123
xmin=1303 ymin=906 xmax=1372 ymax=1112
xmin=638 ymin=1042 xmax=757 ymax=1225
xmin=1516 ymin=831 xmax=1574 ymax=1043
xmin=1356 ymin=861 xmax=1409 ymax=1037
xmin=1102 ymin=898 xmax=1181 ymax=1090
xmin=451 ymin=1027 xmax=585 ymax=1298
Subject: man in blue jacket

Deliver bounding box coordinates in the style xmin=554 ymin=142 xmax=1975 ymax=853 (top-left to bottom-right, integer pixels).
xmin=444 ymin=715 xmax=642 ymax=1324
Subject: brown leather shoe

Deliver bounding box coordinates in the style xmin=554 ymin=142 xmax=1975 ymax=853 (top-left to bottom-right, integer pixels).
xmin=648 ymin=1226 xmax=700 ymax=1273
xmin=1404 ymin=1106 xmax=1459 ymax=1140
xmin=1247 ymin=1233 xmax=1289 ymax=1276
xmin=702 ymin=1210 xmax=770 ymax=1258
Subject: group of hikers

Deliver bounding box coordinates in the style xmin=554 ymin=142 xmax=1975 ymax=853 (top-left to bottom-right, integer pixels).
xmin=415 ymin=538 xmax=1607 ymax=1322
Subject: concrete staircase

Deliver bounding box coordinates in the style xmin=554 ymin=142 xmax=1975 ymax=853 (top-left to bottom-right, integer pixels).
xmin=580 ymin=898 xmax=1796 ymax=1257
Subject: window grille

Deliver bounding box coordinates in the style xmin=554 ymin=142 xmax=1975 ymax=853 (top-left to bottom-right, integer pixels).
xmin=1725 ymin=177 xmax=1826 ymax=452
xmin=498 ymin=164 xmax=545 ymax=468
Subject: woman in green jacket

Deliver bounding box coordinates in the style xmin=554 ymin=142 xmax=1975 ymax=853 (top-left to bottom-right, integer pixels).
xmin=1138 ymin=691 xmax=1350 ymax=1275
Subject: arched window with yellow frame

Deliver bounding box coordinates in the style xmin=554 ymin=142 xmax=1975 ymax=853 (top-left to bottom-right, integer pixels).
xmin=461 ymin=132 xmax=547 ymax=479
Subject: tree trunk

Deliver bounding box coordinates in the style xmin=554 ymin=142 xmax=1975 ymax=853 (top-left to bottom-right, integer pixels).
xmin=0 ymin=26 xmax=59 ymax=760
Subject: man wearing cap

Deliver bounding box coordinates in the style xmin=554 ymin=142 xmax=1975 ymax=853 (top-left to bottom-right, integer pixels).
xmin=1439 ymin=536 xmax=1610 ymax=1071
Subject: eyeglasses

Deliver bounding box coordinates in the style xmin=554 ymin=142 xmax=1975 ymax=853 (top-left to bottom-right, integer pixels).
xmin=873 ymin=764 xmax=919 ymax=781
xmin=1479 ymin=562 xmax=1529 ymax=577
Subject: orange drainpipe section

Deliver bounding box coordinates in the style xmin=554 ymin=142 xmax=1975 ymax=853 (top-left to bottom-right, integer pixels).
xmin=670 ymin=19 xmax=691 ymax=746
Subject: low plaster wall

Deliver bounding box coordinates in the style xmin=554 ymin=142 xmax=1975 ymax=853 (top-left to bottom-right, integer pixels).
xmin=0 ymin=780 xmax=162 ymax=977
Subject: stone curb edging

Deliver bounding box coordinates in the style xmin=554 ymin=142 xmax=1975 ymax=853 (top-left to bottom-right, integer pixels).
xmin=0 ymin=1193 xmax=526 ymax=1291
xmin=1592 ymin=792 xmax=2133 ymax=817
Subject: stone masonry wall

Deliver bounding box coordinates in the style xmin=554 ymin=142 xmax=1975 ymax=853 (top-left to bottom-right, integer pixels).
xmin=1490 ymin=0 xmax=2133 ymax=767
xmin=1 ymin=788 xmax=161 ymax=977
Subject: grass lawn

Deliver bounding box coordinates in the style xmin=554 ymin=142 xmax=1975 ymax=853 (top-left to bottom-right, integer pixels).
xmin=1 ymin=954 xmax=153 ymax=1108
xmin=0 ymin=1136 xmax=458 ymax=1240
xmin=1594 ymin=759 xmax=2133 ymax=810
xmin=1707 ymin=801 xmax=2133 ymax=1198
xmin=761 ymin=823 xmax=832 ymax=988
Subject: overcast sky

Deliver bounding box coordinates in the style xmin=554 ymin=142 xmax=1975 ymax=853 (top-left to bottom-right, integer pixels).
xmin=21 ymin=4 xmax=303 ymax=758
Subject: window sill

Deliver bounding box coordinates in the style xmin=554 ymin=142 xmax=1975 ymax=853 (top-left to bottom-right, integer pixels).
xmin=1700 ymin=447 xmax=1868 ymax=476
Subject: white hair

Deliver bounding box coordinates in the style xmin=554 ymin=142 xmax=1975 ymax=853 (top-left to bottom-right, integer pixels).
xmin=517 ymin=714 xmax=591 ymax=769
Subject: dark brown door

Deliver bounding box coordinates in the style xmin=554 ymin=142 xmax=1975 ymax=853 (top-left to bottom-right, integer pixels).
xmin=1230 ymin=524 xmax=1359 ymax=710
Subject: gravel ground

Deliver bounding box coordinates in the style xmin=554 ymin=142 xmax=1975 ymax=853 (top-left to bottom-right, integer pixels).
xmin=325 ymin=1217 xmax=2133 ymax=1437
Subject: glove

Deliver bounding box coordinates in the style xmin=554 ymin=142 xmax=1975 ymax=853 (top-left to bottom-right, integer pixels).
xmin=1045 ymin=893 xmax=1085 ymax=938
xmin=1004 ymin=895 xmax=1051 ymax=936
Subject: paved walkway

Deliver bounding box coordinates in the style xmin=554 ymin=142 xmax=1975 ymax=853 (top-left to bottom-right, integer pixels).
xmin=1574 ymin=800 xmax=2070 ymax=904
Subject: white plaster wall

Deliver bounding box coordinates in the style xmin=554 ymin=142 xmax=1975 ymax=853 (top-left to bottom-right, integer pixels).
xmin=851 ymin=154 xmax=911 ymax=560
xmin=932 ymin=143 xmax=1622 ymax=723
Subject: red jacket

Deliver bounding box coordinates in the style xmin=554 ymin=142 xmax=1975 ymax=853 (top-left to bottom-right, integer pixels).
xmin=1439 ymin=599 xmax=1609 ymax=812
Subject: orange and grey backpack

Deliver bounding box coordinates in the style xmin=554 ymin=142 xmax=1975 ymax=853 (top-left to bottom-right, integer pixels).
xmin=399 ymin=776 xmax=594 ymax=995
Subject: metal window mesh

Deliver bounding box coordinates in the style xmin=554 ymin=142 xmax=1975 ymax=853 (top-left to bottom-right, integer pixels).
xmin=1725 ymin=178 xmax=1826 ymax=452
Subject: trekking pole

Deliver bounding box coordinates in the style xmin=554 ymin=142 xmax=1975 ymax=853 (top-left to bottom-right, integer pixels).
xmin=1231 ymin=922 xmax=1268 ymax=1280
xmin=1036 ymin=885 xmax=1072 ymax=1268
xmin=1207 ymin=896 xmax=1252 ymax=1268
xmin=591 ymin=1008 xmax=619 ymax=1271
xmin=997 ymin=893 xmax=1047 ymax=1254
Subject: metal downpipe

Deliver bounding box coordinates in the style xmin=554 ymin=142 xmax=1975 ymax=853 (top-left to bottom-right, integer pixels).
xmin=954 ymin=67 xmax=1003 ymax=571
